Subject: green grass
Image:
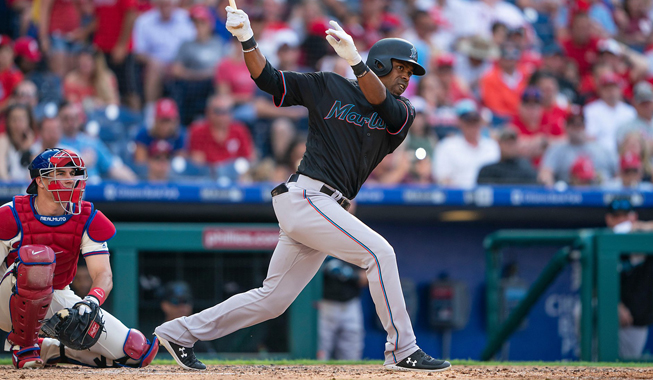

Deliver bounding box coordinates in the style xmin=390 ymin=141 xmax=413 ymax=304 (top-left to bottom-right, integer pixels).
xmin=0 ymin=358 xmax=652 ymax=367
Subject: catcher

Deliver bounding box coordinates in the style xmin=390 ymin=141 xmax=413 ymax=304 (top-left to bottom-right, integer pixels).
xmin=0 ymin=148 xmax=159 ymax=369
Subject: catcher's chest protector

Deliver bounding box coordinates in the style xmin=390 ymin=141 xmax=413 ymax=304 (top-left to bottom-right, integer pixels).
xmin=11 ymin=196 xmax=92 ymax=290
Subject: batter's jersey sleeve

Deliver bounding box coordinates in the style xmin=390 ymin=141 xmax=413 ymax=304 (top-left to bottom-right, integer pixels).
xmin=253 ymin=60 xmax=326 ymax=109
xmin=371 ymin=89 xmax=415 ymax=136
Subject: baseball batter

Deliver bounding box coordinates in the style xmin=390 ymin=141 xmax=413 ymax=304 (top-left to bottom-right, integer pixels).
xmin=0 ymin=149 xmax=159 ymax=369
xmin=155 ymin=6 xmax=451 ymax=373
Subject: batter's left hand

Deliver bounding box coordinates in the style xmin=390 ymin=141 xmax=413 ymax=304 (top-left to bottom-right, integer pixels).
xmin=325 ymin=20 xmax=362 ymax=66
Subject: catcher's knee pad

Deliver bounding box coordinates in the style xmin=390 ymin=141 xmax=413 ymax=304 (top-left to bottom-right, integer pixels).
xmin=122 ymin=329 xmax=159 ymax=367
xmin=8 ymin=245 xmax=55 ymax=348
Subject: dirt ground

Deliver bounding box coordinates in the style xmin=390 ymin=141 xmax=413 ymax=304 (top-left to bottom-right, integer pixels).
xmin=1 ymin=364 xmax=653 ymax=380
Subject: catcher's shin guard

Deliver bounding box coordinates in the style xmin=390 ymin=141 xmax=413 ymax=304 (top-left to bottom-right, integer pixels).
xmin=8 ymin=245 xmax=55 ymax=349
xmin=121 ymin=329 xmax=160 ymax=367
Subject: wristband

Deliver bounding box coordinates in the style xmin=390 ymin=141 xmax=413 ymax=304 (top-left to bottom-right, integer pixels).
xmin=87 ymin=287 xmax=106 ymax=306
xmin=352 ymin=61 xmax=370 ymax=78
xmin=241 ymin=36 xmax=257 ymax=51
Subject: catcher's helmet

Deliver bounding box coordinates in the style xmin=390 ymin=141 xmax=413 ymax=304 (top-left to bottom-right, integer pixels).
xmin=27 ymin=148 xmax=87 ymax=214
xmin=366 ymin=38 xmax=426 ymax=77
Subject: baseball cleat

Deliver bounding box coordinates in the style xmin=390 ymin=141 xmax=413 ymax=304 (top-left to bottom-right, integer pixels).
xmin=12 ymin=345 xmax=44 ymax=369
xmin=155 ymin=333 xmax=206 ymax=370
xmin=384 ymin=349 xmax=451 ymax=372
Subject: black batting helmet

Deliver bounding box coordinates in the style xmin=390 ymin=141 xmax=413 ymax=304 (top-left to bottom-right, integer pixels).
xmin=366 ymin=38 xmax=426 ymax=77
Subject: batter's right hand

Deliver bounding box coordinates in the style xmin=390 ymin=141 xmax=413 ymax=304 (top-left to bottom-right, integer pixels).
xmin=325 ymin=20 xmax=362 ymax=66
xmin=225 ymin=6 xmax=254 ymax=42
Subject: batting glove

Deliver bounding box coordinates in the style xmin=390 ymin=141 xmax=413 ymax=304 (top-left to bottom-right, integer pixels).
xmin=225 ymin=6 xmax=254 ymax=42
xmin=325 ymin=20 xmax=362 ymax=66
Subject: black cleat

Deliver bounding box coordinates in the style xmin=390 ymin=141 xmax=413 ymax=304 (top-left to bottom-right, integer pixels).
xmin=155 ymin=334 xmax=206 ymax=371
xmin=384 ymin=349 xmax=451 ymax=372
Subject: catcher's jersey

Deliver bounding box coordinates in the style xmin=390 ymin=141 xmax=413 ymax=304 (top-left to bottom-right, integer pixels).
xmin=0 ymin=196 xmax=110 ymax=289
xmin=255 ymin=66 xmax=415 ymax=199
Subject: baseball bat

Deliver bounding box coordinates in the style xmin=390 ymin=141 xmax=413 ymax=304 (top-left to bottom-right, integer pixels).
xmin=229 ymin=0 xmax=244 ymax=29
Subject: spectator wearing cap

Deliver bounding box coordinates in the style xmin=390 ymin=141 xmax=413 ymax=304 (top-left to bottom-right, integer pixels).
xmin=477 ymin=128 xmax=537 ymax=185
xmin=603 ymin=151 xmax=653 ymax=190
xmin=133 ymin=0 xmax=196 ymax=115
xmin=603 ymin=197 xmax=653 ymax=360
xmin=188 ymin=94 xmax=255 ymax=169
xmin=594 ymin=39 xmax=649 ymax=98
xmin=569 ymin=155 xmax=596 ymax=186
xmin=58 ymin=101 xmax=137 ymax=182
xmin=454 ymin=35 xmax=497 ymax=92
xmin=92 ymin=0 xmax=140 ymax=109
xmin=433 ymin=54 xmax=470 ymax=103
xmin=560 ymin=11 xmax=600 ymax=76
xmin=584 ymin=72 xmax=636 ymax=157
xmin=433 ymin=99 xmax=500 ymax=188
xmin=0 ymin=36 xmax=24 ymax=112
xmin=134 ymin=98 xmax=186 ymax=165
xmin=63 ymin=45 xmax=120 ymax=109
xmin=539 ymin=108 xmax=617 ymax=186
xmin=511 ymin=87 xmax=565 ymax=166
xmin=13 ymin=37 xmax=62 ymax=105
xmin=146 ymin=139 xmax=174 ymax=181
xmin=169 ymin=5 xmax=225 ymax=126
xmin=37 ymin=0 xmax=82 ymax=77
xmin=479 ymin=43 xmax=531 ymax=119
xmin=616 ymin=81 xmax=653 ymax=150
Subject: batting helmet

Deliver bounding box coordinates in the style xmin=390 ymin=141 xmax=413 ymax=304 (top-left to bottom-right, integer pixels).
xmin=27 ymin=148 xmax=87 ymax=214
xmin=366 ymin=38 xmax=426 ymax=77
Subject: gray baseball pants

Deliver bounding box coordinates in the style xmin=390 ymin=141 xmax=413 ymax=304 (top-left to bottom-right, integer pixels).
xmin=155 ymin=174 xmax=418 ymax=364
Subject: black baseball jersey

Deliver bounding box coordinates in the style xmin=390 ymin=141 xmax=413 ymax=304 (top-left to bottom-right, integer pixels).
xmin=254 ymin=60 xmax=415 ymax=199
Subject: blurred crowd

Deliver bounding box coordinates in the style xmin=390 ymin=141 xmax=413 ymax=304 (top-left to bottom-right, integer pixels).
xmin=1 ymin=0 xmax=653 ymax=189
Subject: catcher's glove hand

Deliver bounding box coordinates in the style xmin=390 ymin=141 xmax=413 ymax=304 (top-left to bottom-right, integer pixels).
xmin=41 ymin=300 xmax=105 ymax=350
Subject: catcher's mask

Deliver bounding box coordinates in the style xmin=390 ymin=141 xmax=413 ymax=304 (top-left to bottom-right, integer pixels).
xmin=27 ymin=148 xmax=87 ymax=215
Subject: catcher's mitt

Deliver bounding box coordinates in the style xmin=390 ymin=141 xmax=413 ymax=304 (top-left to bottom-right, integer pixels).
xmin=41 ymin=301 xmax=105 ymax=350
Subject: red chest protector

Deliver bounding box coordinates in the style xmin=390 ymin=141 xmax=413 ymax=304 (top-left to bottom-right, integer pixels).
xmin=9 ymin=195 xmax=92 ymax=290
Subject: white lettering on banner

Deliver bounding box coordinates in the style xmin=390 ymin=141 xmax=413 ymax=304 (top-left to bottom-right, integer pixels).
xmin=545 ymin=294 xmax=580 ymax=358
xmin=103 ymin=185 xmax=180 ymax=201
xmin=203 ymin=228 xmax=280 ymax=249
xmin=474 ymin=187 xmax=494 ymax=207
xmin=355 ymin=190 xmax=385 ymax=202
xmin=402 ymin=190 xmax=445 ymax=204
xmin=200 ymin=188 xmax=243 ymax=202
xmin=510 ymin=190 xmax=583 ymax=205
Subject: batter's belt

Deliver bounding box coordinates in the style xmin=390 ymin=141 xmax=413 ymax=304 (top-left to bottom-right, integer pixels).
xmin=271 ymin=173 xmax=352 ymax=211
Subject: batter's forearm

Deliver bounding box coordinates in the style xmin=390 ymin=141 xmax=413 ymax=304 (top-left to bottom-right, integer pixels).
xmin=243 ymin=38 xmax=266 ymax=79
xmin=358 ymin=70 xmax=387 ymax=105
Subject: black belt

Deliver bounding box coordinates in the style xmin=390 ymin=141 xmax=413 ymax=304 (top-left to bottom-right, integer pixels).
xmin=270 ymin=173 xmax=351 ymax=211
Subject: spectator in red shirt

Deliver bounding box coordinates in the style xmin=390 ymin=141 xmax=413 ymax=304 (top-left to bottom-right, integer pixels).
xmin=188 ymin=94 xmax=254 ymax=168
xmin=215 ymin=45 xmax=257 ymax=124
xmin=512 ymin=87 xmax=564 ymax=166
xmin=535 ymin=72 xmax=569 ymax=137
xmin=37 ymin=0 xmax=82 ymax=77
xmin=92 ymin=0 xmax=139 ymax=109
xmin=433 ymin=54 xmax=470 ymax=105
xmin=0 ymin=36 xmax=24 ymax=112
xmin=561 ymin=11 xmax=600 ymax=76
